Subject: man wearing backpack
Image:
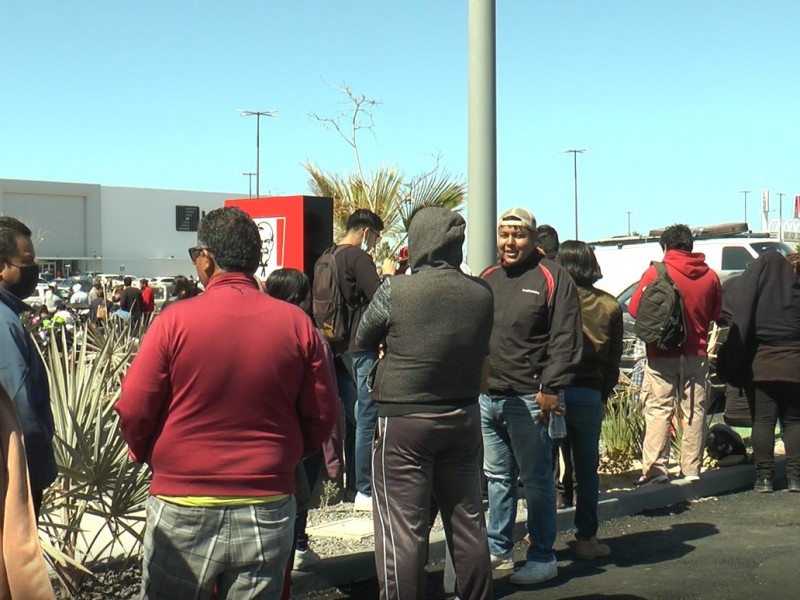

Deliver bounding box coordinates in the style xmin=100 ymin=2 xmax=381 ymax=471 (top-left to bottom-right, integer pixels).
xmin=629 ymin=224 xmax=721 ymax=486
xmin=315 ymin=208 xmax=388 ymax=510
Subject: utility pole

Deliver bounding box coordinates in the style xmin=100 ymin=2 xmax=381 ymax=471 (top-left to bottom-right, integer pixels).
xmin=625 ymin=211 xmax=633 ymax=236
xmin=562 ymin=149 xmax=587 ymax=238
xmin=739 ymin=190 xmax=751 ymax=228
xmin=238 ymin=109 xmax=278 ymax=198
xmin=777 ymin=192 xmax=785 ymax=242
xmin=241 ymin=172 xmax=256 ymax=198
xmin=466 ymin=0 xmax=497 ymax=273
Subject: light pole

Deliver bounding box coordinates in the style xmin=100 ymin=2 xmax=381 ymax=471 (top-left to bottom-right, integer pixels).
xmin=562 ymin=149 xmax=587 ymax=239
xmin=777 ymin=192 xmax=785 ymax=242
xmin=238 ymin=109 xmax=278 ymax=198
xmin=625 ymin=211 xmax=633 ymax=236
xmin=241 ymin=172 xmax=256 ymax=198
xmin=739 ymin=190 xmax=751 ymax=228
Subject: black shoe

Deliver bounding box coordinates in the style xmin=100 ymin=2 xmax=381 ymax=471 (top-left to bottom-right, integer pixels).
xmin=754 ymin=476 xmax=773 ymax=493
xmin=788 ymin=478 xmax=800 ymax=493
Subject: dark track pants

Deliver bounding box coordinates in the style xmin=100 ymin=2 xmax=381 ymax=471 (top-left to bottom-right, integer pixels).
xmin=371 ymin=404 xmax=492 ymax=600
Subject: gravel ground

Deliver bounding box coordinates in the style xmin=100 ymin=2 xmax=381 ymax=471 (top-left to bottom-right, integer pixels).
xmin=50 ymin=468 xmax=649 ymax=598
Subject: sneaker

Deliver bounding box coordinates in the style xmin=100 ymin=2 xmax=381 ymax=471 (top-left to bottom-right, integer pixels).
xmin=509 ymin=558 xmax=557 ymax=585
xmin=293 ymin=547 xmax=320 ymax=571
xmin=353 ymin=491 xmax=373 ymax=511
xmin=634 ymin=474 xmax=669 ymax=486
xmin=574 ymin=536 xmax=611 ymax=560
xmin=754 ymin=476 xmax=773 ymax=493
xmin=681 ymin=474 xmax=700 ymax=483
xmin=788 ymin=478 xmax=800 ymax=493
xmin=490 ymin=551 xmax=515 ymax=570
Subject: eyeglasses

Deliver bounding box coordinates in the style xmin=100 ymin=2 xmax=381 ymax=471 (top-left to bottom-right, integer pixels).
xmin=371 ymin=230 xmax=382 ymax=244
xmin=188 ymin=246 xmax=207 ymax=263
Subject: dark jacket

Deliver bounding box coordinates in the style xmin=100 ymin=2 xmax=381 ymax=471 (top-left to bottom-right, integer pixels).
xmin=481 ymin=254 xmax=583 ymax=395
xmin=629 ymin=249 xmax=721 ymax=357
xmin=0 ymin=287 xmax=57 ymax=490
xmin=334 ymin=245 xmax=382 ymax=354
xmin=355 ymin=208 xmax=494 ymax=416
xmin=569 ymin=286 xmax=624 ymax=400
xmin=728 ymin=250 xmax=800 ymax=383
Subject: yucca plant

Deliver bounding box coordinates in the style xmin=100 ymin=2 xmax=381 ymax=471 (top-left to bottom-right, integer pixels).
xmin=38 ymin=323 xmax=150 ymax=596
xmin=600 ymin=388 xmax=645 ymax=474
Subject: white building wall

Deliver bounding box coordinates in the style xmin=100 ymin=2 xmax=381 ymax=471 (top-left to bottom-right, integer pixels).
xmin=99 ymin=186 xmax=245 ymax=277
xmin=1 ymin=178 xmax=247 ymax=278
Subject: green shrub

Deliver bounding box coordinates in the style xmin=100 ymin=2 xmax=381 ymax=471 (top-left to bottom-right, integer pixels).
xmin=600 ymin=389 xmax=644 ymax=474
xmin=39 ymin=324 xmax=150 ymax=596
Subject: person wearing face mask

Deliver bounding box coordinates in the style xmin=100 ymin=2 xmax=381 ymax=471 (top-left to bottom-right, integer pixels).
xmin=0 ymin=216 xmax=58 ymax=519
xmin=317 ymin=208 xmax=390 ymax=510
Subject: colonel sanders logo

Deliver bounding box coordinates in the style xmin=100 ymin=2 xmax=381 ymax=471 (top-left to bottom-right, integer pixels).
xmin=254 ymin=217 xmax=285 ymax=279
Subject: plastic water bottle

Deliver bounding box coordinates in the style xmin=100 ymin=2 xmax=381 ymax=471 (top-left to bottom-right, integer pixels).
xmin=548 ymin=391 xmax=567 ymax=440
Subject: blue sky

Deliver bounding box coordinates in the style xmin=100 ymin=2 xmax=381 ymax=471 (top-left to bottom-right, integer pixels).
xmin=2 ymin=1 xmax=798 ymax=242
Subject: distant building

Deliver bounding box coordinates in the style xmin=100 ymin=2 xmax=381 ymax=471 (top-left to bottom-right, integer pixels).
xmin=0 ymin=178 xmax=246 ymax=278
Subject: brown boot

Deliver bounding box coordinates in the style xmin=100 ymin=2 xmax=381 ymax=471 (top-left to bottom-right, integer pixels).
xmin=575 ymin=536 xmax=611 ymax=560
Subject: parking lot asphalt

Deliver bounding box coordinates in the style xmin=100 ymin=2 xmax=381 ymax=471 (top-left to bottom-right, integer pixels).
xmin=293 ymin=458 xmax=791 ymax=599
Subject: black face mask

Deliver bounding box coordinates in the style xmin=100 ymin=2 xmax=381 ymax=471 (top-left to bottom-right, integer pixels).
xmin=6 ymin=264 xmax=40 ymax=300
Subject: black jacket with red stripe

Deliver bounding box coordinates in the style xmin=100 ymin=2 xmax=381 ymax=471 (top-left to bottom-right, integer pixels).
xmin=481 ymin=256 xmax=583 ymax=395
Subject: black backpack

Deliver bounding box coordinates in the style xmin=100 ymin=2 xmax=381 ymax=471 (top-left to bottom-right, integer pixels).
xmin=705 ymin=423 xmax=747 ymax=461
xmin=633 ymin=262 xmax=687 ymax=351
xmin=312 ymin=245 xmax=351 ymax=344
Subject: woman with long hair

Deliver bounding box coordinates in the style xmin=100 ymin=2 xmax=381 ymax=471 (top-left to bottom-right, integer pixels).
xmin=556 ymin=240 xmax=623 ymax=560
xmin=265 ymin=268 xmax=344 ymax=598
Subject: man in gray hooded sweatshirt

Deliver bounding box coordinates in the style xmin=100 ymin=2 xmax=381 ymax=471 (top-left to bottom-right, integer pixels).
xmin=356 ymin=207 xmax=494 ymax=600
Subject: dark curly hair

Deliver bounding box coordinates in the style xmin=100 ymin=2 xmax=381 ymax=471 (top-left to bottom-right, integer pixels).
xmin=197 ymin=207 xmax=260 ymax=274
xmin=659 ymin=224 xmax=693 ymax=252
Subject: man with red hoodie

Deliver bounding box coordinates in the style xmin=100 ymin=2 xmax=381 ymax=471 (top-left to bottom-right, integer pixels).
xmin=115 ymin=207 xmax=338 ymax=599
xmin=629 ymin=224 xmax=721 ymax=485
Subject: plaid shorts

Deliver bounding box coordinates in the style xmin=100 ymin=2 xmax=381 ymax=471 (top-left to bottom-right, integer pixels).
xmin=141 ymin=494 xmax=296 ymax=599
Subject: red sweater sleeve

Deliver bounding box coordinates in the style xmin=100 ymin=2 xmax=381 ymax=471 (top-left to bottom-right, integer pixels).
xmin=115 ymin=317 xmax=172 ymax=463
xmin=298 ymin=321 xmax=340 ymax=457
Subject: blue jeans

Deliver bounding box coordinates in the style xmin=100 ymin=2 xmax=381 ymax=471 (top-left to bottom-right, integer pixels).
xmin=480 ymin=393 xmax=556 ymax=563
xmin=563 ymin=386 xmax=604 ymax=539
xmin=341 ymin=351 xmax=378 ymax=496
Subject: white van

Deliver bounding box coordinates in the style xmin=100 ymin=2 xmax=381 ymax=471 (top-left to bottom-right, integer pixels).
xmin=591 ymin=223 xmax=792 ymax=296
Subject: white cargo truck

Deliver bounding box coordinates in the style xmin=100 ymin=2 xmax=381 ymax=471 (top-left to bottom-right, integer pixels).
xmin=591 ymin=222 xmax=792 ymax=297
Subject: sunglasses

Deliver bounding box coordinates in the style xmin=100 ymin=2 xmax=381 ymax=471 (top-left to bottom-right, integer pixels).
xmin=188 ymin=246 xmax=207 ymax=263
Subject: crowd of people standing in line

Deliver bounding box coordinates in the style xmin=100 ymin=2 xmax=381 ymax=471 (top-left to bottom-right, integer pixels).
xmin=1 ymin=206 xmax=798 ymax=599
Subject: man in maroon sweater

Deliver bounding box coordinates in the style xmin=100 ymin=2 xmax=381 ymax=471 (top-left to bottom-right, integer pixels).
xmin=629 ymin=224 xmax=721 ymax=486
xmin=115 ymin=207 xmax=338 ymax=599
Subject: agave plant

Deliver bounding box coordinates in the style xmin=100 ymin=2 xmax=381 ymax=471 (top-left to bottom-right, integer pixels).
xmin=38 ymin=323 xmax=150 ymax=596
xmin=600 ymin=386 xmax=645 ymax=474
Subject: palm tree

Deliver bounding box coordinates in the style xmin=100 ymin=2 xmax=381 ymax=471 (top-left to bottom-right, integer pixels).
xmin=304 ymin=161 xmax=466 ymax=259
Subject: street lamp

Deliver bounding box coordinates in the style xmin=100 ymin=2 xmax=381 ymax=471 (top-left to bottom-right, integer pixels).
xmin=238 ymin=109 xmax=278 ymax=198
xmin=739 ymin=190 xmax=751 ymax=228
xmin=562 ymin=149 xmax=587 ymax=239
xmin=625 ymin=211 xmax=633 ymax=236
xmin=777 ymin=192 xmax=785 ymax=242
xmin=241 ymin=172 xmax=256 ymax=198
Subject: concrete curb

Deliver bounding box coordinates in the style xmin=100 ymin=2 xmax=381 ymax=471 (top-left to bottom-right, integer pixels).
xmin=291 ymin=459 xmax=783 ymax=595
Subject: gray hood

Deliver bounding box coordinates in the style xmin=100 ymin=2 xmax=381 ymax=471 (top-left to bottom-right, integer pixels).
xmin=408 ymin=207 xmax=465 ymax=272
